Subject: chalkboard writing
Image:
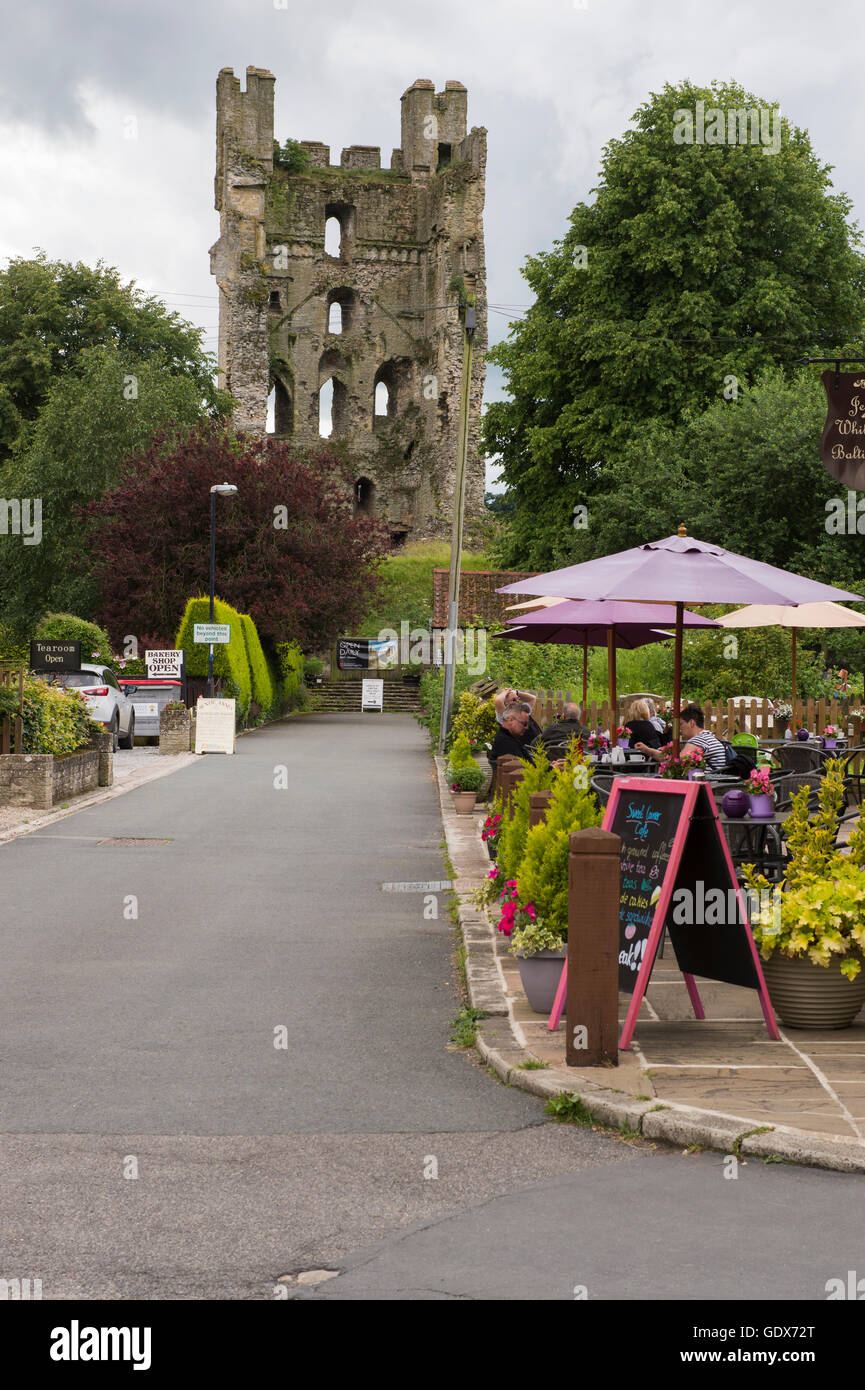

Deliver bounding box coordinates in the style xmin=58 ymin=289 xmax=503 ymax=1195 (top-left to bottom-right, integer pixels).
xmin=606 ymin=786 xmax=682 ymax=992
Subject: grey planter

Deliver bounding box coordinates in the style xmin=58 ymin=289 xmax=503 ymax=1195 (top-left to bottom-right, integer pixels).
xmin=516 ymin=947 xmax=567 ymax=1014
xmin=761 ymin=952 xmax=865 ymax=1030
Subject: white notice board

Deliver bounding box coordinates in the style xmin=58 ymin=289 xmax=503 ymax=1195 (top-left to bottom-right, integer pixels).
xmin=361 ymin=679 xmax=384 ymax=712
xmin=195 ymin=697 xmax=236 ymax=753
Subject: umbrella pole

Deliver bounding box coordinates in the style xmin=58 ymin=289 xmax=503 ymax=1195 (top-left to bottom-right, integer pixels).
xmin=607 ymin=629 xmax=616 ymax=732
xmin=582 ymin=641 xmax=588 ymax=710
xmin=672 ymin=601 xmax=684 ymax=756
xmin=792 ymin=629 xmax=797 ymax=708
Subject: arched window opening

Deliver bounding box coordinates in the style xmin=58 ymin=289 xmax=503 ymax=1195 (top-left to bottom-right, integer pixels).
xmin=319 ymin=379 xmax=334 ymax=437
xmin=319 ymin=377 xmax=348 ymax=438
xmin=266 ymin=386 xmax=276 ymax=435
xmin=328 ymin=301 xmax=342 ymax=334
xmin=274 ymin=379 xmax=293 ymax=435
xmin=324 ymin=217 xmax=341 ymax=258
xmin=327 ymin=288 xmax=357 ymax=335
xmin=374 ymin=381 xmax=389 ymax=417
xmin=268 ymin=290 xmax=282 ymax=313
xmin=324 ymin=202 xmax=354 ymax=261
xmin=355 ymin=477 xmax=376 ymax=515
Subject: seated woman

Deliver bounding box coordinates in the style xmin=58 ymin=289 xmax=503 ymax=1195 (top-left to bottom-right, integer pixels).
xmin=623 ymin=698 xmax=664 ymax=749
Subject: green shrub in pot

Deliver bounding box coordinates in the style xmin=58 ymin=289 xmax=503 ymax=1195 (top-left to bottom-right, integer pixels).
xmin=745 ymin=759 xmax=865 ymax=980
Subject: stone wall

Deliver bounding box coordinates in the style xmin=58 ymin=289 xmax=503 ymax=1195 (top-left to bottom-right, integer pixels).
xmin=210 ymin=69 xmax=487 ymax=541
xmin=0 ymin=749 xmax=100 ymax=810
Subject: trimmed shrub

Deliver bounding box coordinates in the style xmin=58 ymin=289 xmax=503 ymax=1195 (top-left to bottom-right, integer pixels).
xmin=517 ymin=743 xmax=603 ymax=941
xmin=446 ymin=733 xmax=476 ymax=773
xmin=495 ymin=748 xmax=552 ymax=885
xmin=275 ymin=641 xmax=305 ymax=709
xmin=34 ymin=613 xmax=113 ymax=667
xmin=240 ymin=613 xmax=276 ymax=720
xmin=450 ymin=691 xmax=497 ymax=752
xmin=175 ymin=596 xmax=252 ymax=722
xmin=3 ymin=676 xmax=101 ymax=754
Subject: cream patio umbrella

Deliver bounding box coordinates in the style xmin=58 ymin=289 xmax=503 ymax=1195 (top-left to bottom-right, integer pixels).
xmin=715 ymin=601 xmax=865 ymax=704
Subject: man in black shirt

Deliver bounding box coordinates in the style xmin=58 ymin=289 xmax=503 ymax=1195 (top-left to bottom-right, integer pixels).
xmin=532 ymin=702 xmax=589 ymax=758
xmin=490 ymin=703 xmax=531 ymax=769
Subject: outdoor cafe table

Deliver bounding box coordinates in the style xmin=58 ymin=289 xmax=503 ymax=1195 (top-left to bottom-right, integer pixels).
xmin=715 ymin=803 xmax=794 ymax=882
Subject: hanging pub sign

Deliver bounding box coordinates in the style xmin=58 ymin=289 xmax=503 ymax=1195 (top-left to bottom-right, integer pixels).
xmin=820 ymin=369 xmax=865 ymax=490
xmin=336 ymin=638 xmax=398 ymax=670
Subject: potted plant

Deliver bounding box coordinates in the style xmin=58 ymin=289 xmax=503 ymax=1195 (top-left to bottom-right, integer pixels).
xmin=481 ymin=809 xmax=503 ymax=859
xmin=616 ymin=725 xmax=630 ymax=749
xmin=448 ymin=762 xmax=485 ymax=813
xmin=586 ymin=731 xmax=609 ymax=761
xmin=773 ymin=702 xmax=792 ymax=737
xmin=500 ymin=743 xmax=602 ymax=1012
xmin=658 ymin=745 xmax=705 ymax=779
xmin=745 ymin=764 xmax=774 ymax=817
xmin=744 ymin=761 xmax=865 ymax=1028
xmin=508 ymin=907 xmax=566 ymax=1014
xmin=822 ymin=723 xmax=839 ymax=750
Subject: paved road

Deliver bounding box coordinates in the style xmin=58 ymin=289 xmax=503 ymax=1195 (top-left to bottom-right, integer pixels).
xmin=0 ymin=713 xmax=861 ymax=1301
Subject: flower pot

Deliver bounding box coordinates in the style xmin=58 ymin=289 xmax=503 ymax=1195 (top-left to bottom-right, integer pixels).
xmin=773 ymin=719 xmax=789 ymax=738
xmin=761 ymin=953 xmax=865 ymax=1030
xmin=617 ymin=738 xmax=630 ymax=750
xmin=749 ymin=793 xmax=774 ymax=818
xmin=515 ymin=948 xmax=567 ymax=1013
xmin=823 ymin=737 xmax=838 ymax=750
xmin=452 ymin=791 xmax=477 ymax=814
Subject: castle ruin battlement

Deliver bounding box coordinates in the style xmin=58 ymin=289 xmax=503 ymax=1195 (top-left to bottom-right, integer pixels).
xmin=209 ymin=68 xmax=486 ymax=541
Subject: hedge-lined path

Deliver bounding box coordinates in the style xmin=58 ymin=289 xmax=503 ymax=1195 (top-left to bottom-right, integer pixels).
xmin=0 ymin=711 xmax=859 ymax=1302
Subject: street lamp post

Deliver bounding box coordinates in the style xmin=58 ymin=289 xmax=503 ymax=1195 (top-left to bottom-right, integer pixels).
xmin=208 ymin=483 xmax=238 ymax=696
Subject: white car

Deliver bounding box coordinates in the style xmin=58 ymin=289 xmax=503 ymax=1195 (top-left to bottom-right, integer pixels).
xmin=49 ymin=664 xmax=136 ymax=750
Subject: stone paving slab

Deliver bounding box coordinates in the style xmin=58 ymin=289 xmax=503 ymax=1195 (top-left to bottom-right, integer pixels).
xmin=438 ymin=771 xmax=865 ymax=1170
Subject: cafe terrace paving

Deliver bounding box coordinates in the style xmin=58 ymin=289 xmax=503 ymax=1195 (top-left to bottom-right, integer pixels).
xmin=441 ymin=761 xmax=865 ymax=1160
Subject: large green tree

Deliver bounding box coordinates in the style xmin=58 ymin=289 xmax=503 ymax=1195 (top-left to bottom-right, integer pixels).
xmin=0 ymin=253 xmax=222 ymax=460
xmin=0 ymin=344 xmax=231 ymax=629
xmin=485 ymin=80 xmax=865 ymax=568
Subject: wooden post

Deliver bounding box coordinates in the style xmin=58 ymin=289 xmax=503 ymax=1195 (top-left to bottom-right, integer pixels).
xmin=672 ymin=601 xmax=684 ymax=755
xmin=792 ymin=629 xmax=797 ymax=706
xmin=529 ymin=791 xmax=552 ymax=827
xmin=566 ymin=827 xmax=622 ymax=1067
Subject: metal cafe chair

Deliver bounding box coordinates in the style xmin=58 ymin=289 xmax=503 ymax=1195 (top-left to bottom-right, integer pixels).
xmin=589 ymin=774 xmax=614 ymax=808
xmin=772 ymin=743 xmax=825 ymax=774
xmin=842 ymin=748 xmax=865 ymax=807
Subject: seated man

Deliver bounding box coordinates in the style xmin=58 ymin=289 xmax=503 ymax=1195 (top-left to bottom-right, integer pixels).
xmin=633 ymin=703 xmax=727 ymax=772
xmin=534 ymin=701 xmax=590 ymax=757
xmin=495 ymin=685 xmax=542 ymax=744
xmin=489 ymin=702 xmax=532 ymax=768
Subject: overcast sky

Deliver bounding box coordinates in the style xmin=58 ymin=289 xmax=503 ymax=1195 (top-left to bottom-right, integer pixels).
xmin=3 ymin=0 xmax=864 ymax=487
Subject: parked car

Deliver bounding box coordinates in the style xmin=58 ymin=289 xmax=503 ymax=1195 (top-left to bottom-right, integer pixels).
xmin=118 ymin=677 xmax=185 ymax=742
xmin=43 ymin=664 xmax=135 ymax=750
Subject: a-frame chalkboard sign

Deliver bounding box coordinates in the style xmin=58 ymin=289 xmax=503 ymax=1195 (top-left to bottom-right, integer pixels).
xmin=548 ymin=778 xmax=778 ymax=1047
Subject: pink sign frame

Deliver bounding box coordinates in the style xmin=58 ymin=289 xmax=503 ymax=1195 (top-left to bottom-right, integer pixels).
xmin=547 ymin=777 xmax=779 ymax=1048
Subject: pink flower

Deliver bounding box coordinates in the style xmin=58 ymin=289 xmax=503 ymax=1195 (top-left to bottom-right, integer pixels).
xmin=488 ymin=867 xmax=499 ymax=880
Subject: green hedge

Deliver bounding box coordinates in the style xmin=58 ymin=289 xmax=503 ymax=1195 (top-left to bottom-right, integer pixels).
xmin=0 ymin=676 xmax=101 ymax=754
xmin=34 ymin=613 xmax=113 ymax=667
xmin=175 ymin=596 xmax=252 ymax=722
xmin=240 ymin=613 xmax=277 ymax=720
xmin=275 ymin=641 xmax=305 ymax=709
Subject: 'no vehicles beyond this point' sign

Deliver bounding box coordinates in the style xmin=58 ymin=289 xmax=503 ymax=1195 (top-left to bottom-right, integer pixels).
xmin=193 ymin=624 xmax=231 ymax=645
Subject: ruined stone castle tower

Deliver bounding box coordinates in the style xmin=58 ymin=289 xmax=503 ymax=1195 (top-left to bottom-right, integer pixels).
xmin=210 ymin=67 xmax=487 ymax=541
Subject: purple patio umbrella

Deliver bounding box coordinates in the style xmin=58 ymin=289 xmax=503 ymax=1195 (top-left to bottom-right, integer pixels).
xmin=492 ymin=599 xmax=720 ymax=713
xmin=497 ymin=529 xmax=863 ymax=751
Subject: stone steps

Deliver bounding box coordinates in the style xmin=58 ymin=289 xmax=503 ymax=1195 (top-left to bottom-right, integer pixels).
xmin=310 ymin=680 xmax=425 ymax=713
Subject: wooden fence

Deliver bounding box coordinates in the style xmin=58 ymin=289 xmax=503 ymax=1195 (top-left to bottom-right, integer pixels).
xmin=0 ymin=666 xmax=25 ymax=755
xmin=530 ymin=690 xmax=858 ymax=740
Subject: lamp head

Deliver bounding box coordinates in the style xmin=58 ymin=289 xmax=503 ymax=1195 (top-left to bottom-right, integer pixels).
xmin=211 ymin=483 xmax=238 ymax=496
